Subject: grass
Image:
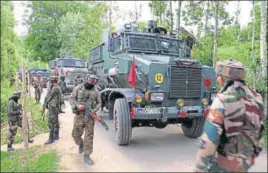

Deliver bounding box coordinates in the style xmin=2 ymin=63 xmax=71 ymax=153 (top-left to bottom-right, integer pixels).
xmin=1 ymin=145 xmax=58 ymax=172
xmin=1 ymin=96 xmax=49 ymax=145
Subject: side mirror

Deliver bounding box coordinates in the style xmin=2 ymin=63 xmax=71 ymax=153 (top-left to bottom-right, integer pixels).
xmin=108 ymin=37 xmax=115 ymax=52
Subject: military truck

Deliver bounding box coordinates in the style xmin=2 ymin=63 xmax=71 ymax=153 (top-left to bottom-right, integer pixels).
xmin=88 ymin=20 xmax=217 ymax=146
xmin=48 ymin=57 xmax=89 ymax=93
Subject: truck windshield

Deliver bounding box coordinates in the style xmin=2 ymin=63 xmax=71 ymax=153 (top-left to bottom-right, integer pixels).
xmin=58 ymin=59 xmax=85 ymax=68
xmin=159 ymin=38 xmax=180 ymax=56
xmin=128 ymin=35 xmax=157 ymax=52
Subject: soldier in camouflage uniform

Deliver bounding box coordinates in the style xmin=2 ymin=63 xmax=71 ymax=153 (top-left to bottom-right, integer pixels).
xmin=59 ymin=75 xmax=67 ymax=94
xmin=42 ymin=75 xmax=62 ymax=144
xmin=69 ymin=74 xmax=101 ymax=165
xmin=58 ymin=75 xmax=66 ymax=113
xmin=74 ymin=73 xmax=84 ymax=87
xmin=6 ymin=92 xmax=34 ymax=151
xmin=33 ymin=74 xmax=42 ymax=103
xmin=6 ymin=92 xmax=23 ymax=151
xmin=194 ymin=59 xmax=265 ymax=172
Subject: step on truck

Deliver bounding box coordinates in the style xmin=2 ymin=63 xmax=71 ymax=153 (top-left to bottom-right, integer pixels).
xmin=89 ymin=20 xmax=217 ymax=146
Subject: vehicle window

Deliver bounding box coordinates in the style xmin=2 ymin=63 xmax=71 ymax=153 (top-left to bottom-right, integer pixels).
xmin=128 ymin=36 xmax=157 ymax=52
xmin=159 ymin=38 xmax=180 ymax=56
xmin=74 ymin=60 xmax=85 ymax=68
xmin=114 ymin=37 xmax=122 ymax=52
xmin=59 ymin=59 xmax=75 ymax=67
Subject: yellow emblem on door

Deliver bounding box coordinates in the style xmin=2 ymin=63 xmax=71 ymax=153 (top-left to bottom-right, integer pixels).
xmin=155 ymin=73 xmax=164 ymax=84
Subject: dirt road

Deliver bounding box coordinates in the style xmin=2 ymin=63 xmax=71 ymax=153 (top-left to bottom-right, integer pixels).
xmin=1 ymin=88 xmax=267 ymax=172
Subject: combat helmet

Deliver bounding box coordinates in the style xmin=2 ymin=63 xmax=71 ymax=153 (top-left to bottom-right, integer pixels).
xmin=86 ymin=74 xmax=99 ymax=80
xmin=76 ymin=73 xmax=81 ymax=78
xmin=215 ymin=59 xmax=247 ymax=81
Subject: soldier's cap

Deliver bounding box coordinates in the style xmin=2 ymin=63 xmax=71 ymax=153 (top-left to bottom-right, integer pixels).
xmin=86 ymin=74 xmax=99 ymax=80
xmin=215 ymin=59 xmax=247 ymax=81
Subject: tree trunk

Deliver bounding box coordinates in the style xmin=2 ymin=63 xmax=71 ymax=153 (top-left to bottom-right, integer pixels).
xmin=235 ymin=1 xmax=241 ymax=43
xmin=135 ymin=0 xmax=138 ymax=22
xmin=22 ymin=63 xmax=29 ymax=149
xmin=213 ymin=1 xmax=219 ymax=68
xmin=204 ymin=1 xmax=210 ymax=36
xmin=28 ymin=73 xmax=34 ymax=134
xmin=170 ymin=0 xmax=173 ymax=31
xmin=196 ymin=22 xmax=203 ymax=39
xmin=251 ymin=1 xmax=256 ymax=89
xmin=260 ymin=1 xmax=267 ymax=77
xmin=176 ymin=1 xmax=182 ymax=31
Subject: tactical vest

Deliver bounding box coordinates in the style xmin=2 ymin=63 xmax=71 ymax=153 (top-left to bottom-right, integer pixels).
xmin=216 ymin=82 xmax=264 ymax=157
xmin=76 ymin=85 xmax=98 ymax=113
xmin=47 ymin=86 xmax=61 ymax=109
xmin=7 ymin=99 xmax=21 ymax=122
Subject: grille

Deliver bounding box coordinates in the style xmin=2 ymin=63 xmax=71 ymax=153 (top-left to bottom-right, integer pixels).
xmin=169 ymin=66 xmax=202 ymax=99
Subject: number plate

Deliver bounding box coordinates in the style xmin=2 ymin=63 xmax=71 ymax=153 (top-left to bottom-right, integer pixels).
xmin=136 ymin=108 xmax=161 ymax=114
xmin=187 ymin=106 xmax=199 ymax=111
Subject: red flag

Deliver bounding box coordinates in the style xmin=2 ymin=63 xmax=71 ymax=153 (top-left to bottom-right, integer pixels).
xmin=128 ymin=57 xmax=136 ymax=88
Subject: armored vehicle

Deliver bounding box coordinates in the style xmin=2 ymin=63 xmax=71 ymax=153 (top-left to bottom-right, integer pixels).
xmin=48 ymin=57 xmax=89 ymax=93
xmin=89 ymin=20 xmax=217 ymax=146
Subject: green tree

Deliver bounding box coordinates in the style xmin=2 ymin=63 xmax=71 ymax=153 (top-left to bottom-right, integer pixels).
xmin=149 ymin=1 xmax=168 ymax=25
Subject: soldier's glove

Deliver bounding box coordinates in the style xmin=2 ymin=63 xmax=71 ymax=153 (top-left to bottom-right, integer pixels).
xmin=78 ymin=105 xmax=85 ymax=111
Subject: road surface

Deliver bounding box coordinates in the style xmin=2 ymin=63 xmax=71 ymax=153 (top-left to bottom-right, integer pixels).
xmin=1 ymin=88 xmax=267 ymax=172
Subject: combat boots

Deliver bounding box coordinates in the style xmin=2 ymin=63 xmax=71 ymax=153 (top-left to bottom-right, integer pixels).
xmin=44 ymin=138 xmax=54 ymax=145
xmin=7 ymin=145 xmax=15 ymax=152
xmin=79 ymin=144 xmax=83 ymax=154
xmin=84 ymin=154 xmax=94 ymax=165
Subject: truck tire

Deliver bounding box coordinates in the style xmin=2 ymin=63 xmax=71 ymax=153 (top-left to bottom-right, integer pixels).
xmin=181 ymin=116 xmax=206 ymax=138
xmin=108 ymin=100 xmax=114 ymax=120
xmin=113 ymin=98 xmax=132 ymax=145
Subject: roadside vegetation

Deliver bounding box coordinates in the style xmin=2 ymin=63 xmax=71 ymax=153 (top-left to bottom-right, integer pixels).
xmin=1 ymin=145 xmax=58 ymax=172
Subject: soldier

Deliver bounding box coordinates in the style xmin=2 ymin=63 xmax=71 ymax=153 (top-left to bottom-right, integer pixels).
xmin=58 ymin=75 xmax=66 ymax=113
xmin=69 ymin=74 xmax=101 ymax=165
xmin=74 ymin=73 xmax=84 ymax=87
xmin=33 ymin=74 xmax=42 ymax=103
xmin=10 ymin=73 xmax=15 ymax=87
xmin=194 ymin=59 xmax=265 ymax=172
xmin=41 ymin=75 xmax=62 ymax=144
xmin=59 ymin=75 xmax=67 ymax=94
xmin=6 ymin=92 xmax=33 ymax=151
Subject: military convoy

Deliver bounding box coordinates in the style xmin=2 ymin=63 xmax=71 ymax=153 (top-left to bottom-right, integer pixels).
xmin=48 ymin=57 xmax=89 ymax=94
xmin=88 ymin=20 xmax=217 ymax=145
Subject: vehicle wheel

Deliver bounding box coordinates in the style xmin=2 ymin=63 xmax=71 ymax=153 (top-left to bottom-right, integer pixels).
xmin=108 ymin=100 xmax=114 ymax=120
xmin=113 ymin=98 xmax=132 ymax=145
xmin=181 ymin=116 xmax=206 ymax=138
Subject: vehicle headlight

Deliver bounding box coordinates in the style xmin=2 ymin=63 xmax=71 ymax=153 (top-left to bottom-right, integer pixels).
xmin=135 ymin=95 xmax=143 ymax=103
xmin=150 ymin=93 xmax=164 ymax=102
xmin=177 ymin=99 xmax=184 ymax=107
xmin=202 ymin=98 xmax=209 ymax=106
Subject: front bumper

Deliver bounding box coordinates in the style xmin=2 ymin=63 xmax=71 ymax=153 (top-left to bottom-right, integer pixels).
xmin=133 ymin=105 xmax=208 ymax=120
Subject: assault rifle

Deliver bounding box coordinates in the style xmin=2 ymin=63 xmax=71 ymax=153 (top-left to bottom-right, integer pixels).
xmin=83 ymin=102 xmax=109 ymax=132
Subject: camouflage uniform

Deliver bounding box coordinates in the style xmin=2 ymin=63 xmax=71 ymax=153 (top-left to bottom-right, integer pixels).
xmin=74 ymin=73 xmax=84 ymax=87
xmin=69 ymin=75 xmax=101 ymax=165
xmin=6 ymin=92 xmax=22 ymax=151
xmin=59 ymin=75 xmax=67 ymax=94
xmin=58 ymin=75 xmax=66 ymax=113
xmin=10 ymin=74 xmax=15 ymax=87
xmin=33 ymin=76 xmax=42 ymax=103
xmin=42 ymin=75 xmax=62 ymax=144
xmin=194 ymin=59 xmax=265 ymax=172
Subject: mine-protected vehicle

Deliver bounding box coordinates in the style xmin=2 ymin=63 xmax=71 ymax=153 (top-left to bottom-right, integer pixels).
xmin=48 ymin=57 xmax=89 ymax=93
xmin=88 ymin=20 xmax=217 ymax=145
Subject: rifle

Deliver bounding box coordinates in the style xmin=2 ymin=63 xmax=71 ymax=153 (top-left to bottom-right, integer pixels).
xmin=92 ymin=113 xmax=109 ymax=131
xmin=83 ymin=102 xmax=109 ymax=132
